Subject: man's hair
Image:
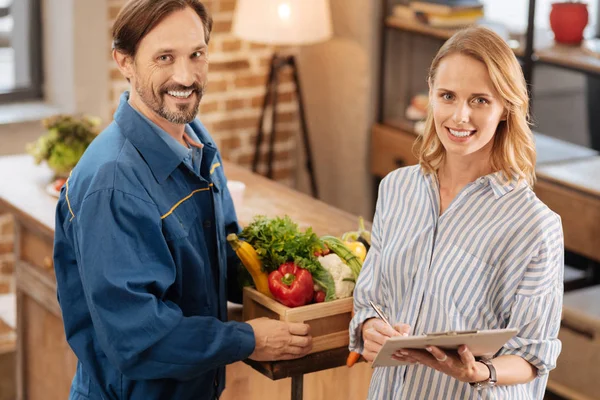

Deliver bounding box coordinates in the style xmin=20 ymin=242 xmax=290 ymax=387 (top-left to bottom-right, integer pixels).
xmin=112 ymin=0 xmax=213 ymax=57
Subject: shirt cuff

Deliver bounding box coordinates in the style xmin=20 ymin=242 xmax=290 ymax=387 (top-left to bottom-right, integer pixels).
xmin=232 ymin=321 xmax=256 ymax=360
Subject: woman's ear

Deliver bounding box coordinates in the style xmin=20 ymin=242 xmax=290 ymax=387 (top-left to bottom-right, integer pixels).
xmin=500 ymin=109 xmax=508 ymax=121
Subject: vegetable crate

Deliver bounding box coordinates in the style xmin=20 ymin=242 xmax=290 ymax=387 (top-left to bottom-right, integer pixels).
xmin=243 ymin=287 xmax=354 ymax=354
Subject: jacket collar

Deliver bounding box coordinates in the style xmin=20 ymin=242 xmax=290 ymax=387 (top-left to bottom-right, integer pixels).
xmin=114 ymin=91 xmax=217 ymax=183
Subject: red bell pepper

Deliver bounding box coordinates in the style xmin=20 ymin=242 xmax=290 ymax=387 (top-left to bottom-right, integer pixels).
xmin=268 ymin=262 xmax=314 ymax=307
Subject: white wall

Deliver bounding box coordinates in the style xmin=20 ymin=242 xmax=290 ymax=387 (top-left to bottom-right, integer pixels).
xmin=295 ymin=0 xmax=381 ymax=218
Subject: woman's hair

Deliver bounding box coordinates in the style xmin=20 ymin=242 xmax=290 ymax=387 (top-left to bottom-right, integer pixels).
xmin=112 ymin=0 xmax=213 ymax=58
xmin=415 ymin=26 xmax=536 ymax=186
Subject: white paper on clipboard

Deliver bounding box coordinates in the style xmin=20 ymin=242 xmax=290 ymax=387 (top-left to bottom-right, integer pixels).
xmin=372 ymin=328 xmax=519 ymax=367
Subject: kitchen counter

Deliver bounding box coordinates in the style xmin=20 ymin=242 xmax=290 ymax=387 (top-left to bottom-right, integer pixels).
xmin=0 ymin=154 xmax=372 ymax=400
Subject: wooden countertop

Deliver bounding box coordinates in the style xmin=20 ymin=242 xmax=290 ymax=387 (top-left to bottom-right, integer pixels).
xmin=0 ymin=154 xmax=368 ymax=237
xmin=537 ymin=156 xmax=600 ymax=198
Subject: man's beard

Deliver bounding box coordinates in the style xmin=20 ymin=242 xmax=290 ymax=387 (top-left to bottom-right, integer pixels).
xmin=135 ymin=79 xmax=205 ymax=124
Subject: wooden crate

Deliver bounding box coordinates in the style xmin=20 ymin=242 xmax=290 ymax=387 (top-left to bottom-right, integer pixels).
xmin=242 ymin=287 xmax=354 ymax=354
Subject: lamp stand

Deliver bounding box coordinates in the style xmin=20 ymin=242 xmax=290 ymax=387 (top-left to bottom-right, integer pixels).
xmin=251 ymin=52 xmax=319 ymax=198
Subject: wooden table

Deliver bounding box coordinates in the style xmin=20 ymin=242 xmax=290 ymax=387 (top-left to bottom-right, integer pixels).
xmin=244 ymin=347 xmax=352 ymax=400
xmin=0 ymin=154 xmax=371 ymax=400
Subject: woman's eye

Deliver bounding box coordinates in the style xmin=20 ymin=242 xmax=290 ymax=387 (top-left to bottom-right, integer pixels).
xmin=473 ymin=97 xmax=488 ymax=105
xmin=441 ymin=93 xmax=453 ymax=101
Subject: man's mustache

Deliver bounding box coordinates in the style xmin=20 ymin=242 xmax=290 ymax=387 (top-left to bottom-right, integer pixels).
xmin=161 ymin=83 xmax=204 ymax=95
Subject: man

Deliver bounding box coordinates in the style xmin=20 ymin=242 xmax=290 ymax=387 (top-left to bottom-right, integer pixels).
xmin=53 ymin=1 xmax=312 ymax=399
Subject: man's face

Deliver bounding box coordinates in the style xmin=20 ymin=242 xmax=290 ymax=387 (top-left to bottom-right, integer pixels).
xmin=130 ymin=7 xmax=208 ymax=124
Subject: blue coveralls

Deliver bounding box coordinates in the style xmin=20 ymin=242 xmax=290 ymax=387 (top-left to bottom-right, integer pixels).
xmin=53 ymin=92 xmax=255 ymax=400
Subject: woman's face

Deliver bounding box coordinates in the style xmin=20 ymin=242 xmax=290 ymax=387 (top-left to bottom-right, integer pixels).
xmin=430 ymin=53 xmax=506 ymax=160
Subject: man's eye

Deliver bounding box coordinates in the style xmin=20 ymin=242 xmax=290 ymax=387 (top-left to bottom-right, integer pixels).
xmin=158 ymin=55 xmax=172 ymax=62
xmin=192 ymin=51 xmax=205 ymax=58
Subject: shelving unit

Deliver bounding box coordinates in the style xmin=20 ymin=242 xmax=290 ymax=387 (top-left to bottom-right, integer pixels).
xmin=373 ymin=0 xmax=600 ymax=172
xmin=385 ymin=15 xmax=525 ymax=56
xmin=535 ymin=43 xmax=600 ymax=76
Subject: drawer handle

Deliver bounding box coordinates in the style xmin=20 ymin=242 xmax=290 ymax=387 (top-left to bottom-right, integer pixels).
xmin=43 ymin=256 xmax=54 ymax=269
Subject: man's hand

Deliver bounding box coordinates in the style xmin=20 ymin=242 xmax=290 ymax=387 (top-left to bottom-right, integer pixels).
xmin=392 ymin=345 xmax=490 ymax=383
xmin=361 ymin=318 xmax=410 ymax=362
xmin=246 ymin=318 xmax=312 ymax=361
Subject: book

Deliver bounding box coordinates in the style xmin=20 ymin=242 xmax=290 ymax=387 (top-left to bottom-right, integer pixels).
xmin=410 ymin=1 xmax=483 ymax=16
xmin=425 ymin=9 xmax=484 ymax=28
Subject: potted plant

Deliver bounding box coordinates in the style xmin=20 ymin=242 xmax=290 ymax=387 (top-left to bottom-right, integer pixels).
xmin=550 ymin=1 xmax=589 ymax=45
xmin=27 ymin=114 xmax=101 ymax=180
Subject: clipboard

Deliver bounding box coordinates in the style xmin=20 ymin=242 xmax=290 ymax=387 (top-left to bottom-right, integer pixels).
xmin=372 ymin=328 xmax=518 ymax=367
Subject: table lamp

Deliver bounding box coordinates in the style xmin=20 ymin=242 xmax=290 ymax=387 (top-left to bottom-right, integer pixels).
xmin=232 ymin=0 xmax=333 ymax=198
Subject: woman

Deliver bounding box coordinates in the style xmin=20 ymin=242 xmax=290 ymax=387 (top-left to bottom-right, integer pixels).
xmin=350 ymin=27 xmax=563 ymax=399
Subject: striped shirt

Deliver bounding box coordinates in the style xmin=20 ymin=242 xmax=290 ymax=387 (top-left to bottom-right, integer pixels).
xmin=350 ymin=165 xmax=564 ymax=400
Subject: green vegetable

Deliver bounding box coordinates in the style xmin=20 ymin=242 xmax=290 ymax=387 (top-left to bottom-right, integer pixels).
xmin=26 ymin=114 xmax=100 ymax=176
xmin=239 ymin=215 xmax=337 ymax=301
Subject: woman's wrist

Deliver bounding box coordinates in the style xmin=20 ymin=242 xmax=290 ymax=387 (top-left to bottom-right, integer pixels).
xmin=472 ymin=360 xmax=492 ymax=383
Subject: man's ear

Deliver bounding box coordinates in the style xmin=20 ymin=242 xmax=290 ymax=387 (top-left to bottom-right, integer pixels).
xmin=113 ymin=49 xmax=134 ymax=82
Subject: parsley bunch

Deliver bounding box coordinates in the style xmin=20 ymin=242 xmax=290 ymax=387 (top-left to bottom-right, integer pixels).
xmin=239 ymin=215 xmax=336 ymax=301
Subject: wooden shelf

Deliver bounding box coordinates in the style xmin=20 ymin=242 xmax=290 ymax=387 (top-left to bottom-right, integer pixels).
xmin=535 ymin=43 xmax=600 ymax=75
xmin=386 ymin=15 xmax=459 ymax=41
xmin=384 ymin=118 xmax=418 ymax=136
xmin=385 ymin=16 xmax=524 ymax=57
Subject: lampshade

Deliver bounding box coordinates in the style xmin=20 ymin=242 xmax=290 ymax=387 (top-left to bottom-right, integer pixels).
xmin=232 ymin=0 xmax=333 ymax=46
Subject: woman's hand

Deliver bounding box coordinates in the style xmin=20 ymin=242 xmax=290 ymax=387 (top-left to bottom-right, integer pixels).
xmin=361 ymin=318 xmax=410 ymax=362
xmin=392 ymin=345 xmax=490 ymax=383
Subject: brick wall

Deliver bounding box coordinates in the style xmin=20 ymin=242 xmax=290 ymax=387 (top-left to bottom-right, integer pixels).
xmin=0 ymin=214 xmax=14 ymax=295
xmin=107 ymin=0 xmax=299 ymax=186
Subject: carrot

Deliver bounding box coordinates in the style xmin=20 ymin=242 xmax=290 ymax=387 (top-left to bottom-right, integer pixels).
xmin=346 ymin=351 xmax=361 ymax=368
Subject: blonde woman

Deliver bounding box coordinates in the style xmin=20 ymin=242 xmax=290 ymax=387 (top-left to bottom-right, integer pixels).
xmin=350 ymin=27 xmax=563 ymax=399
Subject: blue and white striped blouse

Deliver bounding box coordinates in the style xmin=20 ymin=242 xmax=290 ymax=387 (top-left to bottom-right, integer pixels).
xmin=350 ymin=165 xmax=564 ymax=400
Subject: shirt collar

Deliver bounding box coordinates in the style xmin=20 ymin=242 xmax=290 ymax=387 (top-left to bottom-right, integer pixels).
xmin=425 ymin=167 xmax=523 ymax=199
xmin=485 ymin=170 xmax=523 ymax=199
xmin=114 ymin=91 xmax=216 ymax=183
xmin=130 ymin=105 xmax=200 ymax=161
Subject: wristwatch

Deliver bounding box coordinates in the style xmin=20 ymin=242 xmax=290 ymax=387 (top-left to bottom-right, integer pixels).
xmin=470 ymin=359 xmax=497 ymax=390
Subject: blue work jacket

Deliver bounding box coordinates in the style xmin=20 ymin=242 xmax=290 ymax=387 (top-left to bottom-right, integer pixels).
xmin=53 ymin=92 xmax=255 ymax=400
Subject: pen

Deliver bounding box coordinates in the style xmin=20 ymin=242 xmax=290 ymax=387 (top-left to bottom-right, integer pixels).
xmin=369 ymin=300 xmax=394 ymax=329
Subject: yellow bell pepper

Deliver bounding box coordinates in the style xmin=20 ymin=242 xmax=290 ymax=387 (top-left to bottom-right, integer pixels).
xmin=344 ymin=241 xmax=367 ymax=262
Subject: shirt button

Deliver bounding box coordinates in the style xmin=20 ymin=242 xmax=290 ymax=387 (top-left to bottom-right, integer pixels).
xmin=203 ymin=220 xmax=212 ymax=228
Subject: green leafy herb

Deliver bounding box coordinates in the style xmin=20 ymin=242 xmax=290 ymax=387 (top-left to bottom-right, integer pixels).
xmin=239 ymin=215 xmax=337 ymax=301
